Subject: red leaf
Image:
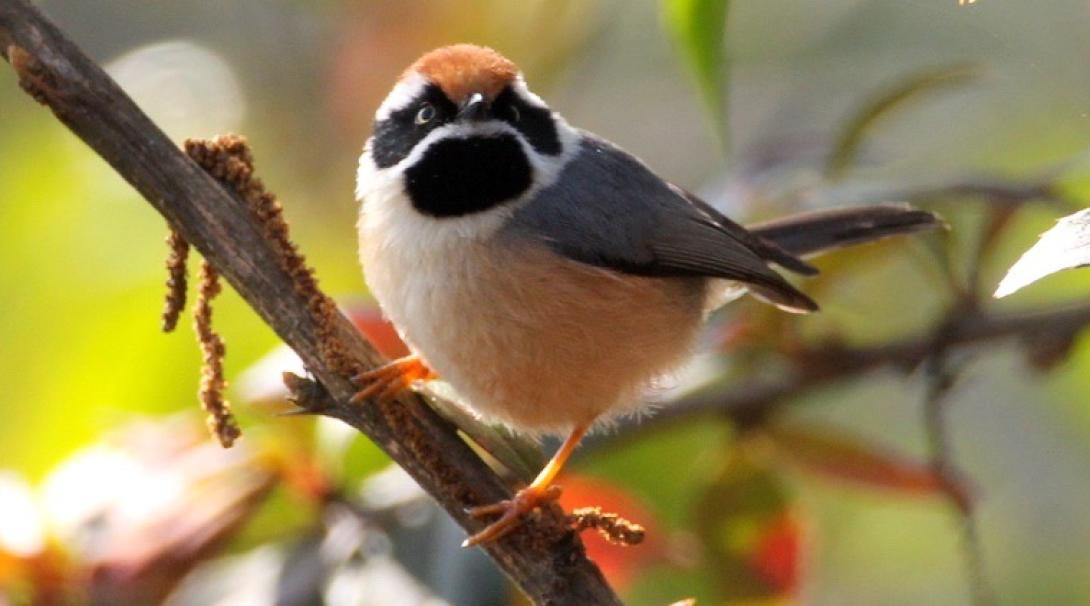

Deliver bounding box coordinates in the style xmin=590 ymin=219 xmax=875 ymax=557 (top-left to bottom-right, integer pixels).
xmin=748 ymin=513 xmax=802 ymax=595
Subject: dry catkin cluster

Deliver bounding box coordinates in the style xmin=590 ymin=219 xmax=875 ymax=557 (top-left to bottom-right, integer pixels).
xmin=164 ymin=134 xmax=359 ymax=447
xmin=192 ymin=260 xmax=240 ymax=447
xmin=161 ymin=229 xmax=189 ymax=333
xmin=568 ymin=506 xmax=645 ymax=546
xmin=159 ymin=225 xmax=239 ymax=448
xmin=183 ymin=135 xmax=355 ymax=377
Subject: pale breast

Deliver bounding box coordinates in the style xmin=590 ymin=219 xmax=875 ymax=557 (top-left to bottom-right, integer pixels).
xmin=359 ymin=194 xmax=708 ymax=434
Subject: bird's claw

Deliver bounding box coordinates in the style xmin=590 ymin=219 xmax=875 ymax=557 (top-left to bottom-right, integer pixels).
xmin=350 ymin=355 xmax=435 ymax=404
xmin=462 ymin=484 xmax=563 ymax=546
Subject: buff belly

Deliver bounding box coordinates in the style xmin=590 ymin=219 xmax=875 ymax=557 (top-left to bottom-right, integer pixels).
xmin=359 ymin=203 xmax=708 ymax=434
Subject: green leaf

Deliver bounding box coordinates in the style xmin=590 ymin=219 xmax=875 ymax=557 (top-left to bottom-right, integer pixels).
xmin=826 ymin=64 xmax=978 ymax=178
xmin=662 ymin=0 xmax=731 ymax=150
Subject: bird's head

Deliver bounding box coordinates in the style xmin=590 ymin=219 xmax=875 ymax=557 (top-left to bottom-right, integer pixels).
xmin=359 ymin=45 xmax=576 ymax=219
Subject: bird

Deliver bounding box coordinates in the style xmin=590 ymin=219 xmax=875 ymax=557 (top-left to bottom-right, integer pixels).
xmin=353 ymin=44 xmax=940 ymax=546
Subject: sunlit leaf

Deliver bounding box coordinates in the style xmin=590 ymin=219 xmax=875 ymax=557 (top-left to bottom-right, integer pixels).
xmin=826 ymin=65 xmax=978 ymax=178
xmin=765 ymin=424 xmax=970 ymax=503
xmin=994 ymin=208 xmax=1090 ymax=298
xmin=694 ymin=442 xmax=802 ymax=601
xmin=662 ymin=0 xmax=731 ymax=148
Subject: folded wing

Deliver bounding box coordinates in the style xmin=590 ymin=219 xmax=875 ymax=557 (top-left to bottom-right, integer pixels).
xmin=506 ymin=134 xmax=818 ymax=313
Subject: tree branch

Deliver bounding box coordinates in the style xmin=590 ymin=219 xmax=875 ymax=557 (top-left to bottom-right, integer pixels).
xmin=0 ymin=2 xmax=620 ymax=604
xmin=922 ymin=351 xmax=995 ymax=606
xmin=596 ymin=300 xmax=1090 ymax=449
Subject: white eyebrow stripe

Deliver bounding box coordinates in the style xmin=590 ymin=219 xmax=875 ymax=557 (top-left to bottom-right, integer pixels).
xmin=509 ymin=76 xmax=549 ymax=110
xmin=375 ymin=72 xmax=430 ymax=122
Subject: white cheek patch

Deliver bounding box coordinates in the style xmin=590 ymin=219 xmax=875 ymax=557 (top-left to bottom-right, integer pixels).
xmin=531 ymin=114 xmax=580 ymax=191
xmin=509 ymin=75 xmax=582 ymax=188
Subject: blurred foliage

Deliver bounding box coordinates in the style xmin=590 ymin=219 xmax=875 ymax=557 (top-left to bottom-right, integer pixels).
xmin=764 ymin=423 xmax=966 ymax=501
xmin=826 ymin=64 xmax=979 ymax=179
xmin=4 ymin=1 xmax=1090 ymax=605
xmin=661 ymin=0 xmax=730 ymax=149
xmin=695 ymin=439 xmax=798 ymax=601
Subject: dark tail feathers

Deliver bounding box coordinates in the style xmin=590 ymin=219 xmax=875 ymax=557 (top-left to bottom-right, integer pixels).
xmin=749 ymin=203 xmax=944 ymax=259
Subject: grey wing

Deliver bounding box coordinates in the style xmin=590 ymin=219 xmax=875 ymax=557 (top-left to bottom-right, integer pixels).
xmin=505 ymin=135 xmax=817 ymax=313
xmin=671 ymin=185 xmax=819 ymax=276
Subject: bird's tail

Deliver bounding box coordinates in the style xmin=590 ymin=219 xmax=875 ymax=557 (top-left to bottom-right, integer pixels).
xmin=748 ymin=203 xmax=944 ymax=259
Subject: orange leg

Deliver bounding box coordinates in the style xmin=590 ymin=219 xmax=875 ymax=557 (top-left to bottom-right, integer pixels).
xmin=463 ymin=423 xmax=590 ymax=547
xmin=350 ymin=354 xmax=437 ymax=404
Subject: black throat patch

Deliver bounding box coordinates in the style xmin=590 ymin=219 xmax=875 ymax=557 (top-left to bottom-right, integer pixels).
xmin=405 ymin=134 xmax=533 ymax=218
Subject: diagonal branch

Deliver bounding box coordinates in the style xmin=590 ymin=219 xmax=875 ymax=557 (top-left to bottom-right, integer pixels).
xmin=0 ymin=2 xmax=620 ymax=604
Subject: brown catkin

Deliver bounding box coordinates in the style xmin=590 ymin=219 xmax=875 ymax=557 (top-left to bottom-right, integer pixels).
xmin=161 ymin=229 xmax=189 ymax=332
xmin=180 ymin=134 xmax=367 ymax=445
xmin=193 ymin=260 xmax=240 ymax=447
xmin=184 ymin=134 xmax=357 ymax=377
xmin=568 ymin=507 xmax=645 ymax=546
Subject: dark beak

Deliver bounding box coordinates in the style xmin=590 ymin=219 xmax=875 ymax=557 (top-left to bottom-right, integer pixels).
xmin=457 ymin=92 xmax=489 ymax=122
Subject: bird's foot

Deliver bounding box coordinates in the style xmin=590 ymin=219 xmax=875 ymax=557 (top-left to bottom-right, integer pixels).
xmin=350 ymin=354 xmax=436 ymax=404
xmin=463 ymin=484 xmax=564 ymax=546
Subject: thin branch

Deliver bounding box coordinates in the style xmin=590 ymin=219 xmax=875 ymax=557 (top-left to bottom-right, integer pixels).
xmin=899 ymin=178 xmax=1058 ymax=208
xmin=803 ymin=178 xmax=1068 ymax=213
xmin=922 ymin=352 xmax=994 ymax=606
xmin=0 ymin=2 xmax=619 ymax=604
xmin=595 ymin=300 xmax=1090 ymax=450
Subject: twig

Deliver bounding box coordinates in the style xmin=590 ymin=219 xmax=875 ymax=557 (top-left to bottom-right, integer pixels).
xmin=803 ymin=178 xmax=1068 ymax=214
xmin=922 ymin=352 xmax=994 ymax=606
xmin=593 ymin=300 xmax=1090 ymax=451
xmin=0 ymin=3 xmax=619 ymax=604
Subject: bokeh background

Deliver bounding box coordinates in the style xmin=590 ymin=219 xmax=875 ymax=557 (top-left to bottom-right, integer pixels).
xmin=3 ymin=1 xmax=1090 ymax=604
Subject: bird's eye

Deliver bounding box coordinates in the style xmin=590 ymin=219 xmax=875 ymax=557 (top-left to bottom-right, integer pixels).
xmin=415 ymin=103 xmax=436 ymax=125
xmin=509 ymin=105 xmax=521 ymax=123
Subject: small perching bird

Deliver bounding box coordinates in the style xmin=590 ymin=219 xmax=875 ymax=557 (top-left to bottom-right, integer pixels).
xmin=354 ymin=44 xmax=940 ymax=546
